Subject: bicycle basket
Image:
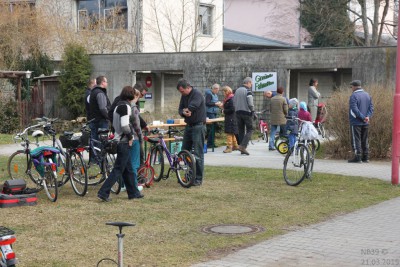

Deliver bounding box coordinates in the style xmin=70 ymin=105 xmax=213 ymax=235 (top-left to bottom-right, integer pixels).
xmin=105 ymin=139 xmax=118 ymax=154
xmin=60 ymin=132 xmax=89 ymax=148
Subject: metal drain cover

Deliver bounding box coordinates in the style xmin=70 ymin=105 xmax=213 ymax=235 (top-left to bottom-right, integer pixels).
xmin=201 ymin=224 xmax=265 ymax=235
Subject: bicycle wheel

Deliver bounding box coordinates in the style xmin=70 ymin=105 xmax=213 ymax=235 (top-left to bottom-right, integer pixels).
xmin=306 ymin=141 xmax=316 ymax=179
xmin=275 ymin=136 xmax=288 ymax=150
xmin=283 ymin=144 xmax=310 ymax=186
xmin=263 ymin=130 xmax=269 ymax=143
xmin=319 ymin=123 xmax=326 ymax=139
xmin=150 ymin=145 xmax=165 ymax=182
xmin=137 ymin=165 xmax=155 ymax=187
xmin=56 ymin=151 xmax=69 ymax=186
xmin=277 ymin=141 xmax=289 ymax=154
xmin=83 ymin=148 xmax=105 ymax=186
xmin=107 ymin=154 xmax=121 ymax=195
xmin=42 ymin=157 xmax=58 ymax=202
xmin=69 ymin=151 xmax=88 ymax=196
xmin=7 ymin=150 xmax=40 ymax=186
xmin=176 ymin=150 xmax=196 ymax=188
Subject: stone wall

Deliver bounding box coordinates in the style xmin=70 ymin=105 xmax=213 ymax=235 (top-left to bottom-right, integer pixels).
xmin=90 ymin=46 xmax=396 ymax=117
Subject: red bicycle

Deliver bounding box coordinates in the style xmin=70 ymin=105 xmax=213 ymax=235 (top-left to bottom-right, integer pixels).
xmin=137 ymin=136 xmax=156 ymax=188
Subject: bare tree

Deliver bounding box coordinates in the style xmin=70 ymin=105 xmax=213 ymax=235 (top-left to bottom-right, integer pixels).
xmin=348 ymin=0 xmax=396 ymax=46
xmin=145 ymin=0 xmax=222 ymax=52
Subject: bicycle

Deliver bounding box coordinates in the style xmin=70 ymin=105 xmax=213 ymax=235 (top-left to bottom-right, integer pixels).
xmin=7 ymin=123 xmax=60 ymax=202
xmin=96 ymin=221 xmax=135 ymax=267
xmin=255 ymin=111 xmax=269 ymax=143
xmin=149 ymin=128 xmax=196 ymax=188
xmin=137 ymin=135 xmax=157 ymax=188
xmin=40 ymin=117 xmax=88 ymax=197
xmin=79 ymin=120 xmax=120 ymax=194
xmin=314 ymin=103 xmax=328 ymax=139
xmin=283 ymin=118 xmax=312 ymax=186
xmin=0 ymin=226 xmax=17 ymax=267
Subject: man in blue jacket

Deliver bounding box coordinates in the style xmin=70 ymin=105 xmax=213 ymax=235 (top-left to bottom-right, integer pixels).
xmin=348 ymin=80 xmax=374 ymax=163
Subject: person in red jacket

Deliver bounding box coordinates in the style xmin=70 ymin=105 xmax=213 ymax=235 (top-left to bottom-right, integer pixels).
xmin=298 ymin=101 xmax=312 ymax=122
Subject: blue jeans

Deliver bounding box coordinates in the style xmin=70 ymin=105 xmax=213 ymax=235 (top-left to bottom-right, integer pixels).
xmin=269 ymin=124 xmax=286 ymax=149
xmin=235 ymin=113 xmax=253 ymax=147
xmin=90 ymin=119 xmax=109 ymax=141
xmin=98 ymin=142 xmax=140 ymax=199
xmin=288 ymin=133 xmax=297 ymax=149
xmin=129 ymin=139 xmax=140 ymax=190
xmin=206 ymin=113 xmax=217 ymax=146
xmin=182 ymin=123 xmax=206 ymax=183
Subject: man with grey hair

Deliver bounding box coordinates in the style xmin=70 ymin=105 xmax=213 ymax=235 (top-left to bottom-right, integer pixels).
xmin=233 ymin=77 xmax=254 ymax=155
xmin=348 ymin=80 xmax=374 ymax=163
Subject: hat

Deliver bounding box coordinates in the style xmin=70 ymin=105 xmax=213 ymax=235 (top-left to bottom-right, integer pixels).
xmin=350 ymin=80 xmax=361 ymax=87
xmin=300 ymin=101 xmax=307 ymax=111
xmin=289 ymin=98 xmax=298 ymax=107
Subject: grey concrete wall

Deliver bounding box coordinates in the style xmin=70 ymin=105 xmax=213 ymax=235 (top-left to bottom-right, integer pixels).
xmin=90 ymin=46 xmax=396 ymax=116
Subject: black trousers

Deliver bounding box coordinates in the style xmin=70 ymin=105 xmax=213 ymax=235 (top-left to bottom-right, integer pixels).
xmin=350 ymin=125 xmax=369 ymax=156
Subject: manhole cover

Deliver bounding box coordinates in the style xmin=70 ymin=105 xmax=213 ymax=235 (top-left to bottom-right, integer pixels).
xmin=201 ymin=224 xmax=265 ymax=235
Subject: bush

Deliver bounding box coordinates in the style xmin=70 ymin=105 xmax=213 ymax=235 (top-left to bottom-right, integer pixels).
xmin=324 ymin=84 xmax=393 ymax=159
xmin=0 ymin=99 xmax=20 ymax=133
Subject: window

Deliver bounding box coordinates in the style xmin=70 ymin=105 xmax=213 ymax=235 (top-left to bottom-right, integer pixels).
xmin=77 ymin=0 xmax=127 ymax=30
xmin=199 ymin=5 xmax=212 ymax=36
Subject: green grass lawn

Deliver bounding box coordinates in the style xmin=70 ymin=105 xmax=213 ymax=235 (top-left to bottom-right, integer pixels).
xmin=0 ymin=154 xmax=399 ymax=267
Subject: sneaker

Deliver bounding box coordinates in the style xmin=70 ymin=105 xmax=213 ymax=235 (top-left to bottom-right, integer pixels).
xmin=129 ymin=194 xmax=144 ymax=199
xmin=238 ymin=146 xmax=250 ymax=155
xmin=348 ymin=156 xmax=362 ymax=163
xmin=223 ymin=147 xmax=232 ymax=153
xmin=97 ymin=195 xmax=112 ymax=202
xmin=193 ymin=181 xmax=202 ymax=186
xmin=232 ymin=145 xmax=239 ymax=151
xmin=120 ymin=186 xmax=126 ymax=192
xmin=269 ymin=147 xmax=276 ymax=151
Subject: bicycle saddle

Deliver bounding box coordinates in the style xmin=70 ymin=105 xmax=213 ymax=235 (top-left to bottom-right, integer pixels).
xmin=143 ymin=136 xmax=159 ymax=143
xmin=32 ymin=130 xmax=44 ymax=138
xmin=97 ymin=128 xmax=109 ymax=134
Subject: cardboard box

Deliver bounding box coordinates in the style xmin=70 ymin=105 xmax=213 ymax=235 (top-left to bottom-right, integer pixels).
xmin=174 ymin=119 xmax=185 ymax=124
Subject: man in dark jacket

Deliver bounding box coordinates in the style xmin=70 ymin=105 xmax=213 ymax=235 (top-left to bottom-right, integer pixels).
xmin=89 ymin=76 xmax=111 ymax=141
xmin=177 ymin=79 xmax=207 ymax=186
xmin=348 ymin=80 xmax=374 ymax=163
xmin=85 ymin=78 xmax=96 ymax=119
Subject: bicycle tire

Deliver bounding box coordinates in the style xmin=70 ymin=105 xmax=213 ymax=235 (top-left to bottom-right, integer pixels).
xmin=306 ymin=141 xmax=316 ymax=179
xmin=150 ymin=145 xmax=164 ymax=182
xmin=7 ymin=150 xmax=41 ymax=186
xmin=176 ymin=150 xmax=196 ymax=188
xmin=277 ymin=141 xmax=289 ymax=154
xmin=107 ymin=154 xmax=121 ymax=195
xmin=83 ymin=148 xmax=106 ymax=186
xmin=42 ymin=157 xmax=58 ymax=202
xmin=69 ymin=151 xmax=88 ymax=196
xmin=55 ymin=139 xmax=69 ymax=186
xmin=56 ymin=151 xmax=69 ymax=186
xmin=137 ymin=165 xmax=155 ymax=187
xmin=263 ymin=130 xmax=269 ymax=143
xmin=319 ymin=123 xmax=326 ymax=139
xmin=283 ymin=144 xmax=310 ymax=186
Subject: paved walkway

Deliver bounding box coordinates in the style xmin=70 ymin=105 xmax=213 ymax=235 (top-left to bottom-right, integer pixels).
xmin=192 ymin=141 xmax=399 ymax=267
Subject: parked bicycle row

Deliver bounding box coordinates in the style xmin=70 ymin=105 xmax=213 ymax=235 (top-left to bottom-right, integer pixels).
xmin=6 ymin=117 xmax=196 ymax=202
